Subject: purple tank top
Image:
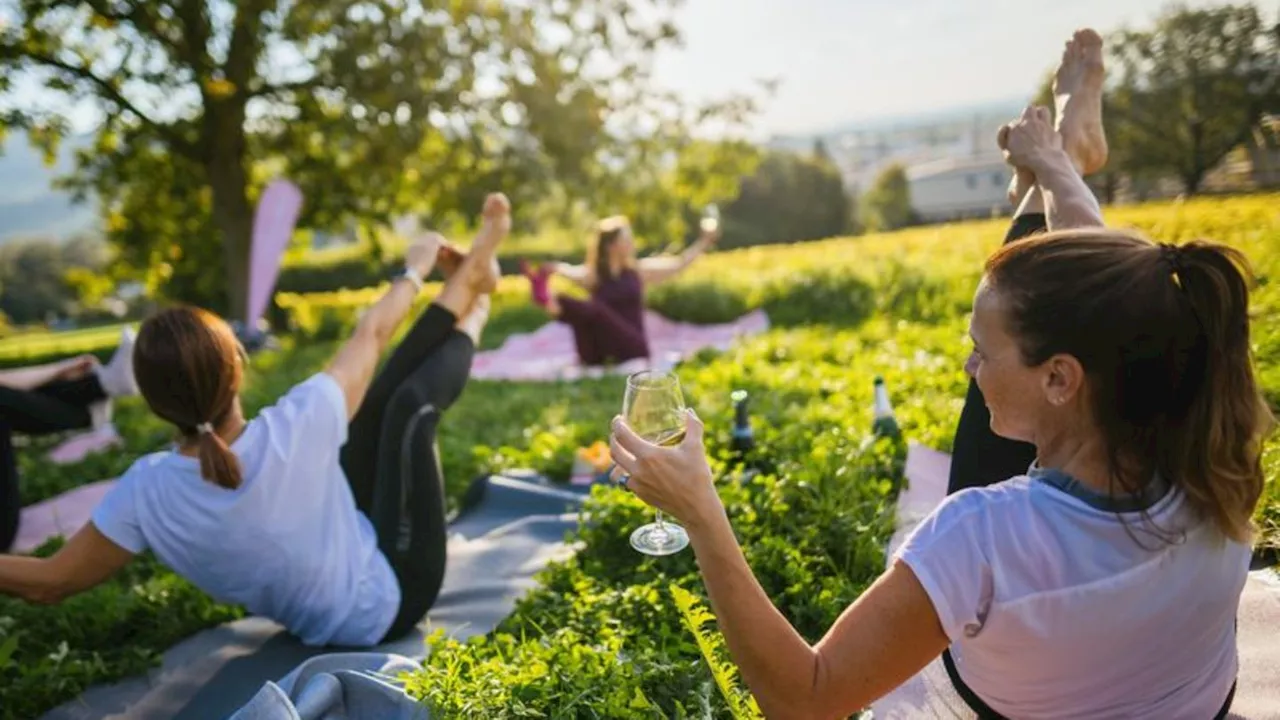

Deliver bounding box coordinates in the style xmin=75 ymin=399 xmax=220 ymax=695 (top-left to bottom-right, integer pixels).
xmin=595 ymin=269 xmax=647 ymax=341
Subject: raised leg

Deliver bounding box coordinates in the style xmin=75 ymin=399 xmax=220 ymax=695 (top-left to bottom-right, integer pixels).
xmin=0 ymin=385 xmax=93 ymax=435
xmin=370 ymin=331 xmax=477 ymax=641
xmin=340 ymin=304 xmax=459 ymax=515
xmin=34 ymin=376 xmax=108 ymax=408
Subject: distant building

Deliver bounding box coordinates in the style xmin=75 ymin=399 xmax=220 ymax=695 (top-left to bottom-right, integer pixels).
xmin=906 ymin=154 xmax=1014 ymax=223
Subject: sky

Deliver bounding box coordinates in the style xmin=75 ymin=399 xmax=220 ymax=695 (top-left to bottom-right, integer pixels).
xmin=1 ymin=0 xmax=1233 ymax=141
xmin=651 ymin=0 xmax=1223 ymax=135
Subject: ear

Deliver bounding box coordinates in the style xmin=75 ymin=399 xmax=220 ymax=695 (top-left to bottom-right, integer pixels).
xmin=1042 ymin=353 xmax=1086 ymax=407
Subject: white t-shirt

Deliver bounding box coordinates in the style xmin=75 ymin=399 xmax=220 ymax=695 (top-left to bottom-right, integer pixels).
xmin=896 ymin=470 xmax=1248 ymax=719
xmin=92 ymin=373 xmax=400 ymax=647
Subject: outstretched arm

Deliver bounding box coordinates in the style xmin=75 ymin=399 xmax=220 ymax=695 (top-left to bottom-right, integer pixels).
xmin=0 ymin=522 xmax=134 ymax=603
xmin=610 ymin=413 xmax=948 ymax=719
xmin=549 ymin=262 xmax=593 ymax=290
xmin=326 ymin=236 xmax=440 ymax=419
xmin=637 ymin=231 xmax=718 ymax=286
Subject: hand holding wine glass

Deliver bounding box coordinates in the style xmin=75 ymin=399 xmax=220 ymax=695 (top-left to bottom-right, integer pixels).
xmin=610 ymin=372 xmax=721 ymax=555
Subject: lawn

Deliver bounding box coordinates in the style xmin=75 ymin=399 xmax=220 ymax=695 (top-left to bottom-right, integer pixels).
xmin=1 ymin=193 xmax=1277 ymax=718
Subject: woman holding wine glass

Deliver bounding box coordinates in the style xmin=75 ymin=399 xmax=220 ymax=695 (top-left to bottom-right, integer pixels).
xmin=519 ymin=209 xmax=720 ymax=368
xmin=608 ymin=108 xmax=1269 ymax=718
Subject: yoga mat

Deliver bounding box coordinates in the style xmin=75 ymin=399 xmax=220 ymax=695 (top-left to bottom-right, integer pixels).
xmin=46 ymin=425 xmax=122 ymax=466
xmin=39 ymin=472 xmax=590 ymax=720
xmin=469 ymin=309 xmax=770 ymax=382
xmin=872 ymin=446 xmax=1280 ymax=719
xmin=246 ymin=179 xmax=303 ymax=332
xmin=14 ymin=479 xmax=117 ymax=554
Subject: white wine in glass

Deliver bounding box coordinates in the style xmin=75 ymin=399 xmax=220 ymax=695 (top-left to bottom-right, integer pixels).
xmin=622 ymin=370 xmax=690 ymax=556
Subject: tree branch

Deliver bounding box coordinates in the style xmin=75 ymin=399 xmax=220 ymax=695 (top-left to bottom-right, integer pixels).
xmin=225 ymin=0 xmax=272 ymax=88
xmin=16 ymin=50 xmax=199 ymax=159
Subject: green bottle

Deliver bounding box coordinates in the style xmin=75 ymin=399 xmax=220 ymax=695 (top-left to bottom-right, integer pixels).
xmin=871 ymin=376 xmax=902 ymax=441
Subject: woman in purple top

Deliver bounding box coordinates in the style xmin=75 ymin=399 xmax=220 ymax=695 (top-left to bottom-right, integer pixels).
xmin=521 ymin=216 xmax=718 ymax=366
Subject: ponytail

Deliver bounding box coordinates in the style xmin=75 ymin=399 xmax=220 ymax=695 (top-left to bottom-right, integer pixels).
xmin=135 ymin=306 xmax=247 ymax=491
xmin=1160 ymin=241 xmax=1274 ymax=543
xmin=984 ymin=229 xmax=1273 ymax=545
xmin=195 ymin=422 xmax=243 ymax=490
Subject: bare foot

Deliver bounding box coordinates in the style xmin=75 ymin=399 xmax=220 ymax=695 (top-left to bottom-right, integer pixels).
xmin=460 ymin=193 xmax=510 ymax=293
xmin=1054 ymin=28 xmax=1108 ymax=175
xmin=1004 ymin=28 xmax=1107 ymax=205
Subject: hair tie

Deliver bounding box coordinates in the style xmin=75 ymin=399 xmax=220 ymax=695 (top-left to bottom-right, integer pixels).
xmin=1159 ymin=243 xmax=1185 ymax=285
xmin=196 ymin=422 xmax=215 ymax=436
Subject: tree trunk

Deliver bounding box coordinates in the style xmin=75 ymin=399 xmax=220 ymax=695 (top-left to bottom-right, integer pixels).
xmin=204 ymin=104 xmax=252 ymax=321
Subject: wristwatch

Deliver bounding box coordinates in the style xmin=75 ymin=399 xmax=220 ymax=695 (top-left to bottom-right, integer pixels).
xmin=395 ymin=266 xmax=425 ymax=291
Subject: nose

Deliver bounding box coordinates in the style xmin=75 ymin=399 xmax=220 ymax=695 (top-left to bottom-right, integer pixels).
xmin=964 ymin=352 xmax=979 ymax=378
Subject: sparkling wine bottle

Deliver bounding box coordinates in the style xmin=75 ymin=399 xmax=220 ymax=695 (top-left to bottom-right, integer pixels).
xmin=872 ymin=376 xmax=902 ymax=441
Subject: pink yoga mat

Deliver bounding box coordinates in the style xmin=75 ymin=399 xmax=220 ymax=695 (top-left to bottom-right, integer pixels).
xmin=46 ymin=425 xmax=122 ymax=465
xmin=470 ymin=309 xmax=770 ymax=382
xmin=14 ymin=479 xmax=117 ymax=554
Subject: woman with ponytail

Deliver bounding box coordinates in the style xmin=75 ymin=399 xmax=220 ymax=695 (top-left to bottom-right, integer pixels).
xmin=0 ymin=194 xmax=510 ymax=649
xmin=607 ymin=103 xmax=1272 ymax=718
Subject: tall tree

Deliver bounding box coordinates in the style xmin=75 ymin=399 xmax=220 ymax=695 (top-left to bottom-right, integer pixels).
xmin=721 ymin=149 xmax=851 ymax=249
xmin=1107 ymin=3 xmax=1280 ymax=193
xmin=0 ymin=1 xmax=755 ymax=314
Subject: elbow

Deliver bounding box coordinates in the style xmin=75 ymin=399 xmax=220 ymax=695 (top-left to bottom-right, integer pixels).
xmin=763 ymin=653 xmax=849 ymax=720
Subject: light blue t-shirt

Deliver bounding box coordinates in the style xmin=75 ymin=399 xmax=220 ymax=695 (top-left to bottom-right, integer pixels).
xmin=92 ymin=373 xmax=400 ymax=647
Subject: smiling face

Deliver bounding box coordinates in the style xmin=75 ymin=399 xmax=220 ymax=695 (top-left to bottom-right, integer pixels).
xmin=967 ymin=278 xmax=1083 ymax=444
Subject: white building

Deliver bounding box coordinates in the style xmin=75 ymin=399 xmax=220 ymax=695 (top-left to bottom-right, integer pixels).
xmin=906 ymin=154 xmax=1015 ymax=223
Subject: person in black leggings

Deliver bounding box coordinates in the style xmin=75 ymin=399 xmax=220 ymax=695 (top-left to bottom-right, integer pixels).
xmin=0 ymin=194 xmax=509 ymax=650
xmin=0 ymin=342 xmax=138 ymax=551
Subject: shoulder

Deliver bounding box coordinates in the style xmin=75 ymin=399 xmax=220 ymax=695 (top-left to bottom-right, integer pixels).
xmin=117 ymin=449 xmax=180 ymax=486
xmin=264 ymin=372 xmax=346 ymax=423
xmin=254 ymin=372 xmax=349 ymax=452
xmin=920 ymin=476 xmax=1039 ymax=535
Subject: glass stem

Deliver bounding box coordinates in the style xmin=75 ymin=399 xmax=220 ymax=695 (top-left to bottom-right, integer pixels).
xmin=654 ymin=510 xmax=667 ymax=534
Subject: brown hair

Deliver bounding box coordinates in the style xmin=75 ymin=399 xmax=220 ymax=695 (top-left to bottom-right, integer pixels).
xmin=984 ymin=228 xmax=1274 ymax=543
xmin=586 ymin=215 xmax=634 ymax=287
xmin=134 ymin=306 xmax=245 ymax=490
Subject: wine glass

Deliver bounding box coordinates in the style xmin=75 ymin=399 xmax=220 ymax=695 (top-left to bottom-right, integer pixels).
xmin=621 ymin=370 xmax=690 ymax=556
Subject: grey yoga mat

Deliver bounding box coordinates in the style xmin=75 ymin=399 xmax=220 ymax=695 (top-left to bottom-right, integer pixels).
xmin=40 ymin=472 xmax=591 ymax=720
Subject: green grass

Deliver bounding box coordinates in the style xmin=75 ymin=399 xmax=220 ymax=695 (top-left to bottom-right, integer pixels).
xmin=1 ymin=193 xmax=1277 ymax=718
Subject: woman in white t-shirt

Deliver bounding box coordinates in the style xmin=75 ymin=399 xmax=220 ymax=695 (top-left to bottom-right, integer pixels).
xmin=0 ymin=194 xmax=510 ymax=648
xmin=609 ymin=109 xmax=1274 ymax=718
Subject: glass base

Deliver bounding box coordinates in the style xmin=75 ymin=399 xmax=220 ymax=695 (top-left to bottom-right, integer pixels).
xmin=630 ymin=522 xmax=690 ymax=556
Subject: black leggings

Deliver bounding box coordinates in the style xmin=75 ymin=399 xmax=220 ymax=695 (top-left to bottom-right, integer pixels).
xmin=337 ymin=304 xmax=475 ymax=643
xmin=945 ymin=214 xmax=1045 ymax=495
xmin=0 ymin=376 xmax=108 ymax=551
